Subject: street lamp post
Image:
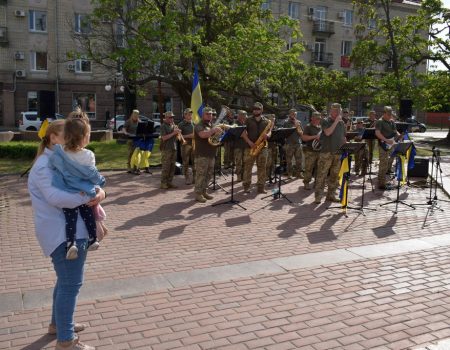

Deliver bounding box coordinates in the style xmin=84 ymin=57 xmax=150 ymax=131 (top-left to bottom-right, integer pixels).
xmin=105 ymin=73 xmax=124 ymax=132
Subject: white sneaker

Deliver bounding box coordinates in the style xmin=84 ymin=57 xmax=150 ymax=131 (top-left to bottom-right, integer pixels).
xmin=66 ymin=245 xmax=78 ymax=260
xmin=87 ymin=241 xmax=100 ymax=252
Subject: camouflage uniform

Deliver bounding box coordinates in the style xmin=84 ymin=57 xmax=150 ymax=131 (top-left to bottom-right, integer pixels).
xmin=242 ymin=115 xmax=271 ymax=192
xmin=283 ymin=119 xmax=303 ymax=178
xmin=302 ymin=123 xmax=321 ymax=186
xmin=375 ymin=118 xmax=397 ymax=187
xmin=266 ymin=141 xmax=278 ymax=182
xmin=178 ymin=120 xmax=195 ymax=182
xmin=194 ymin=156 xmax=215 ymax=195
xmin=233 ymin=119 xmax=247 ymax=182
xmin=160 ymin=122 xmax=177 ymax=187
xmin=315 ymin=117 xmax=346 ymax=202
xmin=223 ymin=117 xmax=235 ymax=168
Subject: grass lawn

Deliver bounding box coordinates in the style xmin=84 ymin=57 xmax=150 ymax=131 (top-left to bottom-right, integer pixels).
xmin=0 ymin=140 xmax=162 ymax=175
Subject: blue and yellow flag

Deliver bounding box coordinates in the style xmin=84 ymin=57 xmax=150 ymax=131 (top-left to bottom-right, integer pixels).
xmin=38 ymin=119 xmax=49 ymax=139
xmin=339 ymin=152 xmax=350 ymax=207
xmin=396 ymin=155 xmax=407 ymax=185
xmin=191 ymin=64 xmax=203 ymax=124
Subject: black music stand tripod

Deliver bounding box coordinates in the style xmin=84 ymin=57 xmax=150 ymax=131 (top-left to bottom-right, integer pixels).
xmin=330 ymin=142 xmax=374 ymax=216
xmin=361 ymin=128 xmax=376 ymax=188
xmin=209 ymin=144 xmax=229 ymax=194
xmin=262 ymin=128 xmax=296 ymax=204
xmin=379 ymin=142 xmax=415 ymax=214
xmin=421 ymin=147 xmax=449 ymax=227
xmin=213 ymin=127 xmax=247 ymax=210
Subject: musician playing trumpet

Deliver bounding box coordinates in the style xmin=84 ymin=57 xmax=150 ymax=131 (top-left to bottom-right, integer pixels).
xmin=375 ymin=106 xmax=399 ymax=190
xmin=301 ymin=111 xmax=322 ymax=190
xmin=193 ymin=107 xmax=223 ymax=203
xmin=241 ymin=102 xmax=272 ymax=194
xmin=283 ymin=108 xmax=304 ymax=179
xmin=160 ymin=111 xmax=181 ymax=190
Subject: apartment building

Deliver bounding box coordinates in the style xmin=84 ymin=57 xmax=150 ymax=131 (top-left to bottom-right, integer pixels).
xmin=0 ymin=0 xmax=423 ymax=128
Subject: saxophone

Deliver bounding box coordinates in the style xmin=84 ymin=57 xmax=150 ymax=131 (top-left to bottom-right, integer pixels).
xmin=208 ymin=106 xmax=231 ymax=146
xmin=249 ymin=115 xmax=274 ymax=157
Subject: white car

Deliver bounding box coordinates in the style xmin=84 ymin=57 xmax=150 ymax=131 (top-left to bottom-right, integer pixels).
xmin=108 ymin=115 xmax=161 ymax=134
xmin=18 ymin=112 xmax=65 ymax=131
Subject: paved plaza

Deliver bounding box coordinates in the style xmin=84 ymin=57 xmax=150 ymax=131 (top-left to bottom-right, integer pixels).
xmin=1 ymin=156 xmax=450 ymax=350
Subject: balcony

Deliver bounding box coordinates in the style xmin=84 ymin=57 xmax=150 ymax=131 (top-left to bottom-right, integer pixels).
xmin=312 ymin=20 xmax=335 ymax=36
xmin=311 ymin=51 xmax=333 ymax=67
xmin=0 ymin=26 xmax=8 ymax=46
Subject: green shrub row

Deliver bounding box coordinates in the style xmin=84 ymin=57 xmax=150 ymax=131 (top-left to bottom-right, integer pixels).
xmin=0 ymin=142 xmax=95 ymax=159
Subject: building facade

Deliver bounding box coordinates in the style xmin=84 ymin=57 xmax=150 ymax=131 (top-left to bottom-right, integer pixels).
xmin=0 ymin=0 xmax=423 ymax=127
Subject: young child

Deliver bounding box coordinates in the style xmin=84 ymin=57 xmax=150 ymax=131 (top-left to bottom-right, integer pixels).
xmin=49 ymin=111 xmax=106 ymax=259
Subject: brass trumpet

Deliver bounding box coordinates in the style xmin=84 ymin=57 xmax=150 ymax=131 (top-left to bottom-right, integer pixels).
xmin=173 ymin=124 xmax=187 ymax=145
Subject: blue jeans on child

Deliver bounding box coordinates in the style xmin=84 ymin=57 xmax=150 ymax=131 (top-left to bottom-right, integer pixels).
xmin=63 ymin=205 xmax=97 ymax=246
xmin=51 ymin=239 xmax=88 ymax=342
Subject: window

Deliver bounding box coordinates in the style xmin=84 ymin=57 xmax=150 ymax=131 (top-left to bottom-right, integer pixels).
xmin=288 ymin=2 xmax=300 ymax=19
xmin=368 ymin=18 xmax=376 ymax=29
xmin=314 ymin=40 xmax=325 ymax=62
xmin=75 ymin=58 xmax=92 ymax=73
xmin=261 ymin=0 xmax=271 ymax=10
xmin=30 ymin=52 xmax=47 ymax=71
xmin=29 ymin=10 xmax=47 ymax=32
xmin=27 ymin=91 xmax=38 ymax=111
xmin=152 ymin=95 xmax=172 ymax=114
xmin=74 ymin=14 xmax=91 ymax=34
xmin=341 ymin=41 xmax=352 ymax=56
xmin=343 ymin=10 xmax=353 ymax=26
xmin=73 ymin=93 xmax=96 ymax=119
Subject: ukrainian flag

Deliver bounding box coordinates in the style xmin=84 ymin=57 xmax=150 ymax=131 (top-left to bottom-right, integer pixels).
xmin=191 ymin=64 xmax=203 ymax=124
xmin=339 ymin=152 xmax=350 ymax=208
xmin=38 ymin=119 xmax=49 ymax=139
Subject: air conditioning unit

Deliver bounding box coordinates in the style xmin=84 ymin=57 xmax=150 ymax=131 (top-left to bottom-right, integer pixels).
xmin=67 ymin=63 xmax=75 ymax=71
xmin=14 ymin=10 xmax=25 ymax=17
xmin=14 ymin=51 xmax=24 ymax=60
xmin=337 ymin=11 xmax=345 ymax=19
xmin=15 ymin=69 xmax=26 ymax=78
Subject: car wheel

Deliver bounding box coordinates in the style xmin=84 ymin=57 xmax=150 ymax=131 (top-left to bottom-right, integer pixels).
xmin=419 ymin=126 xmax=426 ymax=133
xmin=26 ymin=126 xmax=37 ymax=131
xmin=118 ymin=126 xmax=123 ymax=132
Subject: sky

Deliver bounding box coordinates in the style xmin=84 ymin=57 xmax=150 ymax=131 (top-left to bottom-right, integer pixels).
xmin=430 ymin=0 xmax=450 ymax=70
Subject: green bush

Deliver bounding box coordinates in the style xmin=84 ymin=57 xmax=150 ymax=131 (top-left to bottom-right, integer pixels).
xmin=0 ymin=142 xmax=96 ymax=160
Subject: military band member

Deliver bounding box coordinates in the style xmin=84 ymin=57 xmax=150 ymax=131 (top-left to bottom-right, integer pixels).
xmin=301 ymin=111 xmax=322 ymax=190
xmin=160 ymin=111 xmax=180 ymax=189
xmin=234 ymin=110 xmax=247 ymax=182
xmin=178 ymin=108 xmax=195 ymax=185
xmin=365 ymin=110 xmax=378 ymax=165
xmin=241 ymin=102 xmax=272 ymax=194
xmin=375 ymin=106 xmax=399 ymax=190
xmin=193 ymin=107 xmax=223 ymax=203
xmin=222 ymin=110 xmax=235 ymax=169
xmin=123 ymin=109 xmax=140 ymax=174
xmin=314 ymin=103 xmax=346 ymax=204
xmin=353 ymin=120 xmax=366 ymax=175
xmin=283 ymin=109 xmax=304 ymax=179
xmin=266 ymin=126 xmax=278 ymax=184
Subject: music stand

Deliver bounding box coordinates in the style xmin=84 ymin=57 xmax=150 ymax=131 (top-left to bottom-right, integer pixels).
xmin=330 ymin=142 xmax=373 ymax=216
xmin=379 ymin=142 xmax=415 ymax=214
xmin=135 ymin=120 xmax=155 ymax=137
xmin=213 ymin=126 xmax=247 ymax=210
xmin=209 ymin=143 xmax=228 ymax=193
xmin=362 ymin=128 xmax=377 ymax=184
xmin=262 ymin=128 xmax=295 ymax=204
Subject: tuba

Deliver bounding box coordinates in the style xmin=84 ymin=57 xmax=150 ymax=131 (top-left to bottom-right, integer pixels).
xmin=208 ymin=106 xmax=231 ymax=146
xmin=249 ymin=115 xmax=274 ymax=157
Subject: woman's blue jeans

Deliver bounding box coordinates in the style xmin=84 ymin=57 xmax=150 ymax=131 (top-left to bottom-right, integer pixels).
xmin=50 ymin=239 xmax=88 ymax=342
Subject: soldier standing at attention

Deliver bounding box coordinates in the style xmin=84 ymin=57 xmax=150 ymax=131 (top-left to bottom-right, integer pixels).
xmin=160 ymin=111 xmax=180 ymax=190
xmin=283 ymin=109 xmax=304 ymax=179
xmin=123 ymin=109 xmax=140 ymax=174
xmin=314 ymin=103 xmax=346 ymax=204
xmin=193 ymin=107 xmax=223 ymax=203
xmin=301 ymin=111 xmax=322 ymax=190
xmin=178 ymin=108 xmax=195 ymax=185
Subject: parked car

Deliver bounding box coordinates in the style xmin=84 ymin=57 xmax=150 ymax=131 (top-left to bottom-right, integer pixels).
xmin=108 ymin=115 xmax=161 ymax=134
xmin=351 ymin=116 xmax=369 ymax=124
xmin=18 ymin=112 xmax=65 ymax=131
xmin=406 ymin=118 xmax=427 ymax=133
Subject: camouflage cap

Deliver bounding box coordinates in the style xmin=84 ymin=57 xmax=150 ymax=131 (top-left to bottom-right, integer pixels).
xmin=164 ymin=111 xmax=175 ymax=117
xmin=238 ymin=110 xmax=247 ymax=116
xmin=330 ymin=103 xmax=341 ymax=110
xmin=184 ymin=108 xmax=193 ymax=114
xmin=384 ymin=106 xmax=393 ymax=115
xmin=288 ymin=108 xmax=296 ymax=114
xmin=203 ymin=107 xmax=213 ymax=114
xmin=312 ymin=111 xmax=321 ymax=118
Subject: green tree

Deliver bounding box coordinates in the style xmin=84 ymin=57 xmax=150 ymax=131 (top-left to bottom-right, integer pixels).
xmin=75 ymin=0 xmax=305 ymax=112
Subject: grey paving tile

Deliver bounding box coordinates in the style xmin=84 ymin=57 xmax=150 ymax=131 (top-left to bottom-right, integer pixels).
xmin=347 ymin=238 xmax=436 ymax=258
xmin=0 ymin=292 xmax=23 ymax=313
xmin=272 ymin=249 xmax=361 ymax=270
xmin=419 ymin=233 xmax=450 ymax=247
